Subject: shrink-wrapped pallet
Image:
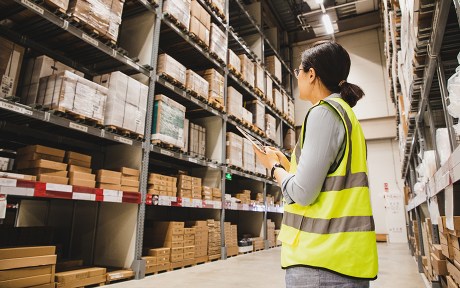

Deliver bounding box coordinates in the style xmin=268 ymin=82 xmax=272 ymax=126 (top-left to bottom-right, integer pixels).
xmin=152 ymin=95 xmax=186 ymax=147
xmin=228 ymin=49 xmax=240 ymax=74
xmin=157 ymin=54 xmax=187 ymax=85
xmin=0 ymin=37 xmax=24 ymax=99
xmin=210 ymin=23 xmax=227 ymax=63
xmin=201 ymin=69 xmax=224 ymax=106
xmin=163 ymin=0 xmax=191 ymax=30
xmin=186 ymin=69 xmax=209 ymax=100
xmin=239 ymin=54 xmax=254 ymax=88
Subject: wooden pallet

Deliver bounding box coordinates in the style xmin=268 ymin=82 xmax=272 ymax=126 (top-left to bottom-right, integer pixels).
xmin=170 ymin=259 xmax=195 ymax=270
xmin=189 ymin=32 xmax=209 ymax=50
xmin=228 ymin=66 xmax=241 ymax=78
xmin=69 ymin=15 xmax=116 ymax=46
xmin=185 ymin=89 xmax=208 ymax=104
xmin=194 ymin=255 xmax=209 ymax=265
xmin=254 ymin=87 xmax=265 ymax=99
xmin=51 ymin=107 xmax=103 ymax=127
xmin=210 ymin=3 xmax=226 ymax=23
xmin=208 ymin=98 xmax=225 ymax=112
xmin=209 ymin=51 xmax=225 ymax=65
xmin=208 ymin=254 xmax=221 ymax=262
xmin=238 ymin=250 xmax=253 ymax=255
xmin=105 ymin=125 xmax=144 ymax=140
xmin=151 ymin=139 xmax=183 ymax=151
xmin=228 ymin=165 xmax=243 ymax=171
xmin=253 ymin=248 xmax=264 ymax=252
xmin=159 ymin=73 xmax=186 ymax=90
xmin=164 ymin=13 xmax=189 ymax=33
xmin=106 ymin=270 xmax=135 ymax=284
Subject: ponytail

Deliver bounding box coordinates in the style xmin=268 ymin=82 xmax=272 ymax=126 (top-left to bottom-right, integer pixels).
xmin=339 ymin=81 xmax=364 ymax=108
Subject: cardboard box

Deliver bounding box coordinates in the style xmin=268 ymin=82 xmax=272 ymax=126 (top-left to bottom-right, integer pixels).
xmin=19 ymin=169 xmax=67 ymax=178
xmin=284 ymin=128 xmax=295 ymax=151
xmin=69 ymin=171 xmax=95 ymax=181
xmin=447 ymin=261 xmax=460 ymax=285
xmin=227 ymin=87 xmax=242 ymax=119
xmin=157 ymin=54 xmax=187 ymax=85
xmin=185 ymin=69 xmax=209 ymax=101
xmin=96 ymin=175 xmax=121 ymax=185
xmin=0 ymin=255 xmax=57 ymax=270
xmin=96 ymin=169 xmax=121 ymax=179
xmin=210 ymin=23 xmax=227 ymax=63
xmin=255 ymin=64 xmax=264 ymax=92
xmin=228 ymin=49 xmax=240 ymax=74
xmin=266 ymin=77 xmax=273 ymax=104
xmin=69 ymin=178 xmax=96 ymax=188
xmin=16 ymin=153 xmax=63 ymax=163
xmin=141 ymin=256 xmax=157 ymax=266
xmin=201 ymin=69 xmax=224 ymax=105
xmin=121 ymin=178 xmax=139 ymax=187
xmin=190 ymin=0 xmax=211 ymax=30
xmin=119 ymin=167 xmax=140 ymax=177
xmin=68 ymin=165 xmax=92 ymax=174
xmin=171 ymin=247 xmax=184 ymax=255
xmin=65 ymin=159 xmax=90 ymax=168
xmin=152 ymin=94 xmax=186 ymax=148
xmin=265 ymin=114 xmax=276 ymax=139
xmin=226 ymin=132 xmax=243 ymax=168
xmin=0 ymin=37 xmax=24 ymax=99
xmin=97 ymin=183 xmax=121 ymax=190
xmin=273 ymin=89 xmax=282 ymax=111
xmin=171 ymin=254 xmax=183 ymax=263
xmin=242 ymin=138 xmax=256 ymax=172
xmin=242 ymin=108 xmax=252 ymax=124
xmin=55 ymin=267 xmax=106 ymax=283
xmin=163 ymin=0 xmax=191 ymax=30
xmin=18 ymin=145 xmax=65 ymax=158
xmin=65 ymin=151 xmax=91 ymax=163
xmin=147 ymin=248 xmax=170 ymax=257
xmin=121 ymin=186 xmax=139 ymax=192
xmin=56 ymin=274 xmax=106 ymax=288
xmin=190 ymin=17 xmax=210 ymax=47
xmin=246 ymin=100 xmax=265 ymax=131
xmin=38 ymin=175 xmax=69 ymax=185
xmin=184 ymin=252 xmax=194 ymax=259
xmin=266 ymin=56 xmax=282 ymax=81
xmin=0 ymin=247 xmax=55 ymax=260
xmin=0 ymin=274 xmax=53 ymax=288
xmin=239 ymin=54 xmax=254 ymax=88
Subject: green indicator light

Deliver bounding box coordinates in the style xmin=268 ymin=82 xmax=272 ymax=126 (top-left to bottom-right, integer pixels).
xmin=225 ymin=173 xmax=232 ymax=180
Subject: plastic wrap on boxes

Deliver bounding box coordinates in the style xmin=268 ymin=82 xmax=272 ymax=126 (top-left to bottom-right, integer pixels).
xmin=37 ymin=70 xmax=107 ymax=122
xmin=447 ymin=68 xmax=460 ymax=119
xmin=152 ymin=94 xmax=186 ymax=147
xmin=190 ymin=17 xmax=210 ymax=46
xmin=266 ymin=56 xmax=282 ymax=81
xmin=242 ymin=138 xmax=255 ymax=172
xmin=0 ymin=37 xmax=24 ymax=99
xmin=210 ymin=23 xmax=227 ymax=63
xmin=239 ymin=54 xmax=254 ymax=88
xmin=201 ymin=69 xmax=224 ymax=105
xmin=186 ymin=70 xmax=209 ymax=100
xmin=191 ymin=0 xmax=211 ymax=30
xmin=283 ymin=92 xmax=289 ymax=115
xmin=227 ymin=87 xmax=242 ymax=119
xmin=21 ymin=55 xmax=83 ymax=105
xmin=284 ymin=128 xmax=295 ymax=151
xmin=436 ymin=128 xmax=451 ymax=166
xmin=273 ymin=89 xmax=282 ymax=111
xmin=265 ymin=114 xmax=276 ymax=139
xmin=255 ymin=64 xmax=264 ymax=93
xmin=158 ymin=54 xmax=187 ymax=85
xmin=246 ymin=100 xmax=265 ymax=131
xmin=189 ymin=122 xmax=206 ymax=158
xmin=228 ymin=49 xmax=240 ymax=74
xmin=226 ymin=132 xmax=243 ymax=168
xmin=163 ymin=0 xmax=191 ymax=30
xmin=266 ymin=76 xmax=273 ymax=104
xmin=242 ymin=108 xmax=252 ymax=124
xmin=94 ymin=71 xmax=147 ymax=135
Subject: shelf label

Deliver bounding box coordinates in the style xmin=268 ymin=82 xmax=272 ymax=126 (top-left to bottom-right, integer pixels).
xmin=69 ymin=122 xmax=88 ymax=132
xmin=164 ymin=81 xmax=175 ymax=90
xmin=73 ymin=193 xmax=96 ymax=201
xmin=100 ymin=129 xmax=105 ymax=137
xmin=44 ymin=112 xmax=50 ymax=122
xmin=0 ymin=101 xmax=32 ymax=115
xmin=190 ymin=97 xmax=199 ymax=104
xmin=160 ymin=149 xmax=173 ymax=157
xmin=61 ymin=20 xmax=69 ymax=30
xmin=192 ymin=199 xmax=202 ymax=208
xmin=46 ymin=183 xmax=72 ymax=192
xmin=82 ymin=33 xmax=99 ymax=47
xmin=114 ymin=136 xmax=133 ymax=145
xmin=158 ymin=196 xmax=171 ymax=206
xmin=21 ymin=0 xmax=44 ymax=14
xmin=0 ymin=178 xmax=17 ymax=187
xmin=188 ymin=157 xmax=198 ymax=163
xmin=112 ymin=49 xmax=117 ymax=57
xmin=182 ymin=197 xmax=192 ymax=207
xmin=209 ymin=163 xmax=217 ymax=169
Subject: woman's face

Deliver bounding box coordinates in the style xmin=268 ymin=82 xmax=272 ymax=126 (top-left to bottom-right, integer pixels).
xmin=297 ymin=65 xmax=315 ymax=102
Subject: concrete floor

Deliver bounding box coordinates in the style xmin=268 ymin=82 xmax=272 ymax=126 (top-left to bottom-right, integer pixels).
xmin=108 ymin=243 xmax=427 ymax=288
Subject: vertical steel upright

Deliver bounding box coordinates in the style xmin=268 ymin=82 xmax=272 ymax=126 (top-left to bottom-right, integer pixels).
xmin=132 ymin=0 xmax=163 ymax=279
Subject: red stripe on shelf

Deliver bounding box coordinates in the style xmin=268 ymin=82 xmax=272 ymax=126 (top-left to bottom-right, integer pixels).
xmin=72 ymin=185 xmax=98 ymax=194
xmin=96 ymin=194 xmax=104 ymax=202
xmin=16 ymin=179 xmax=37 ymax=188
xmin=43 ymin=190 xmax=73 ymax=199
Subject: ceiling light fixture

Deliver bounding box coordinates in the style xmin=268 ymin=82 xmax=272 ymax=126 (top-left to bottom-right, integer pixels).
xmin=321 ymin=14 xmax=334 ymax=34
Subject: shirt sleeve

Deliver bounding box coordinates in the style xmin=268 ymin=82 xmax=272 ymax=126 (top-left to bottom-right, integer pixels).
xmin=281 ymin=104 xmax=345 ymax=206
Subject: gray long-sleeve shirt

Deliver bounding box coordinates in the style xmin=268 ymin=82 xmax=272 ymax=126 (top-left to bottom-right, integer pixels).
xmin=281 ymin=94 xmax=346 ymax=206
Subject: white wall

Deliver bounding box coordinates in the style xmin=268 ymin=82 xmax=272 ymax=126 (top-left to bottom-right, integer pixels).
xmin=292 ymin=28 xmax=406 ymax=242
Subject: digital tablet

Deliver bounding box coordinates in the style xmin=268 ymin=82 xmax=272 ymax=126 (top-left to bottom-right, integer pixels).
xmin=236 ymin=126 xmax=266 ymax=154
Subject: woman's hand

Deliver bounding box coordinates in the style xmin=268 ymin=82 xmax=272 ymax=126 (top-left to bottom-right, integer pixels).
xmin=253 ymin=145 xmax=281 ymax=170
xmin=267 ymin=147 xmax=291 ymax=172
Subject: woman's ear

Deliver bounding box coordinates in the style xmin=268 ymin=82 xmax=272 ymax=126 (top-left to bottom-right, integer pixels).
xmin=308 ymin=68 xmax=316 ymax=84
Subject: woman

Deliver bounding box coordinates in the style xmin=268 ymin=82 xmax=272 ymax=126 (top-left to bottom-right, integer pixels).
xmin=254 ymin=41 xmax=378 ymax=287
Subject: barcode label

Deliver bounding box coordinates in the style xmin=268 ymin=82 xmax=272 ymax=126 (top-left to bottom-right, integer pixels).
xmin=21 ymin=0 xmax=44 ymax=14
xmin=82 ymin=33 xmax=99 ymax=47
xmin=69 ymin=122 xmax=88 ymax=132
xmin=114 ymin=136 xmax=133 ymax=145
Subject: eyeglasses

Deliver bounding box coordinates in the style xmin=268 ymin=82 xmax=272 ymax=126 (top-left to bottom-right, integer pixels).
xmin=294 ymin=68 xmax=301 ymax=78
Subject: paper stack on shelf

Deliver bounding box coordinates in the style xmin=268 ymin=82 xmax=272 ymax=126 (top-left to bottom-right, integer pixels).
xmin=96 ymin=169 xmax=122 ymax=190
xmin=144 ymin=248 xmax=170 ymax=274
xmin=188 ymin=122 xmax=206 ymax=158
xmin=210 ymin=23 xmax=227 ymax=63
xmin=119 ymin=167 xmax=140 ymax=192
xmin=266 ymin=55 xmax=282 ymax=82
xmin=227 ymin=87 xmax=243 ymax=119
xmin=157 ymin=54 xmax=187 ymax=85
xmin=228 ymin=49 xmax=241 ymax=74
xmin=56 ymin=267 xmax=107 ymax=288
xmin=246 ymin=100 xmax=265 ymax=132
xmin=148 ymin=173 xmax=177 ymax=196
xmin=242 ymin=138 xmax=255 ymax=172
xmin=37 ymin=70 xmax=107 ymax=123
xmin=226 ymin=132 xmax=243 ymax=169
xmin=163 ymin=0 xmax=191 ymax=30
xmin=207 ymin=219 xmax=221 ymax=258
xmin=236 ymin=190 xmax=251 ymax=204
xmin=146 ymin=222 xmax=185 ymax=263
xmin=152 ymin=94 xmax=186 ymax=148
xmin=186 ymin=70 xmax=209 ymax=101
xmin=190 ymin=0 xmax=211 ymax=46
xmin=66 ymin=151 xmax=95 ymax=188
xmin=239 ymin=54 xmax=254 ymax=88
xmin=187 ymin=221 xmax=208 ymax=258
xmin=0 ymin=37 xmax=24 ymax=99
xmin=201 ymin=69 xmax=224 ymax=107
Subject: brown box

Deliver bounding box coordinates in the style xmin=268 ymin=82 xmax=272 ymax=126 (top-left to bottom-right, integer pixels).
xmin=65 ymin=151 xmax=91 ymax=163
xmin=20 ymin=169 xmax=67 ymax=178
xmin=17 ymin=159 xmax=67 ymax=171
xmin=448 ymin=261 xmax=460 ymax=285
xmin=164 ymin=241 xmax=184 ymax=248
xmin=0 ymin=274 xmax=53 ymax=288
xmin=38 ymin=175 xmax=69 ymax=185
xmin=157 ymin=54 xmax=187 ymax=85
xmin=96 ymin=183 xmax=121 ymax=190
xmin=433 ymin=244 xmax=446 ymax=260
xmin=147 ymin=248 xmax=170 ymax=257
xmin=183 ymin=246 xmax=195 ymax=254
xmin=68 ymin=165 xmax=92 ymax=174
xmin=96 ymin=176 xmax=121 ymax=185
xmin=18 ymin=145 xmax=65 ymax=158
xmin=55 ymin=267 xmax=106 ymax=283
xmin=171 ymin=247 xmax=184 ymax=255
xmin=184 ymin=228 xmax=195 ymax=235
xmin=0 ymin=265 xmax=54 ymax=281
xmin=29 ymin=283 xmax=56 ymax=288
xmin=66 ymin=159 xmax=91 ymax=168
xmin=239 ymin=54 xmax=254 ymax=88
xmin=69 ymin=178 xmax=96 ymax=188
xmin=69 ymin=171 xmax=95 ymax=181
xmin=184 ymin=240 xmax=194 ymax=246
xmin=190 ymin=0 xmax=211 ymax=30
xmin=190 ymin=17 xmax=210 ymax=46
xmin=431 ymin=253 xmax=447 ymax=276
xmin=0 ymin=255 xmax=57 ymax=270
xmin=121 ymin=178 xmax=139 ymax=187
xmin=16 ymin=153 xmax=64 ymax=163
xmin=96 ymin=170 xmax=121 ymax=179
xmin=184 ymin=252 xmax=194 ymax=259
xmin=141 ymin=256 xmax=157 ymax=266
xmin=120 ymin=167 xmax=140 ymax=177
xmin=266 ymin=55 xmax=282 ymax=81
xmin=56 ymin=274 xmax=106 ymax=288
xmin=156 ymin=256 xmax=170 ymax=264
xmin=170 ymin=254 xmax=183 ymax=263
xmin=121 ymin=186 xmax=139 ymax=192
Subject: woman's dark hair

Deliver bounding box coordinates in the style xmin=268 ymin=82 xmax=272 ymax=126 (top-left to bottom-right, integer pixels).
xmin=301 ymin=40 xmax=364 ymax=107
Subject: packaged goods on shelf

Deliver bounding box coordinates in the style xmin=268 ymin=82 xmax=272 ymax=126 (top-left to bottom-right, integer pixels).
xmin=255 ymin=157 xmax=266 ymax=176
xmin=191 ymin=0 xmax=211 ymax=30
xmin=157 ymin=54 xmax=187 ymax=85
xmin=210 ymin=24 xmax=227 ymax=63
xmin=273 ymin=89 xmax=282 ymax=112
xmin=55 ymin=267 xmax=107 ymax=287
xmin=119 ymin=167 xmax=140 ymax=192
xmin=239 ymin=54 xmax=254 ymax=88
xmin=288 ymin=99 xmax=295 ymax=123
xmin=188 ymin=122 xmax=206 ymax=158
xmin=228 ymin=49 xmax=241 ymax=74
xmin=152 ymin=94 xmax=186 ymax=148
xmin=255 ymin=64 xmax=265 ymax=94
xmin=207 ymin=219 xmax=221 ymax=258
xmin=190 ymin=17 xmax=210 ymax=47
xmin=236 ymin=190 xmax=251 ymax=204
xmin=148 ymin=173 xmax=177 ymax=196
xmin=94 ymin=71 xmax=148 ymax=135
xmin=186 ymin=70 xmax=209 ymax=101
xmin=96 ymin=169 xmax=122 ymax=190
xmin=202 ymin=186 xmax=212 ymax=200
xmin=0 ymin=171 xmax=37 ymax=181
xmin=0 ymin=37 xmax=24 ymax=99
xmin=163 ymin=0 xmax=191 ymax=30
xmin=283 ymin=129 xmax=296 ymax=152
xmin=242 ymin=139 xmax=255 ymax=172
xmin=226 ymin=132 xmax=243 ymax=168
xmin=253 ymin=237 xmax=265 ymax=251
xmin=68 ymin=0 xmax=124 ymax=43
xmin=246 ymin=100 xmax=265 ymax=132
xmin=144 ymin=222 xmax=185 ymax=250
xmin=66 ymin=152 xmax=95 ymax=187
xmin=266 ymin=55 xmax=282 ymax=81
xmin=227 ymin=87 xmax=243 ymax=119
xmin=37 ymin=71 xmax=107 ymax=122
xmin=183 ymin=119 xmax=190 ymax=153
xmin=242 ymin=108 xmax=253 ymax=124
xmin=265 ymin=220 xmax=276 ymax=247
xmin=0 ymin=246 xmax=56 ymax=287
xmin=46 ymin=0 xmax=69 ymax=12
xmin=187 ymin=221 xmax=209 ymax=257
xmin=282 ymin=92 xmax=289 ymax=116
xmin=266 ymin=76 xmax=273 ymax=104
xmin=21 ymin=55 xmax=83 ymax=106
xmin=201 ymin=69 xmax=224 ymax=106
xmin=211 ymin=0 xmax=225 ymax=16
xmin=177 ymin=174 xmax=201 ymax=199
xmin=265 ymin=114 xmax=276 ymax=139
xmin=266 ymin=195 xmax=274 ymax=206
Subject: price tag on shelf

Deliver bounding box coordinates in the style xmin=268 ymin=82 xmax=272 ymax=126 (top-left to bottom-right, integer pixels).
xmin=182 ymin=198 xmax=192 ymax=207
xmin=164 ymin=81 xmax=175 ymax=91
xmin=72 ymin=193 xmax=96 ymax=201
xmin=192 ymin=199 xmax=202 ymax=208
xmin=159 ymin=196 xmax=171 ymax=206
xmin=21 ymin=0 xmax=44 ymax=14
xmin=230 ymin=202 xmax=237 ymax=210
xmin=188 ymin=157 xmax=198 ymax=164
xmin=61 ymin=20 xmax=69 ymax=30
xmin=209 ymin=163 xmax=218 ymax=169
xmin=160 ymin=149 xmax=174 ymax=157
xmin=82 ymin=33 xmax=99 ymax=47
xmin=114 ymin=136 xmax=133 ymax=145
xmin=69 ymin=122 xmax=88 ymax=132
xmin=0 ymin=178 xmax=17 ymax=187
xmin=0 ymin=101 xmax=32 ymax=115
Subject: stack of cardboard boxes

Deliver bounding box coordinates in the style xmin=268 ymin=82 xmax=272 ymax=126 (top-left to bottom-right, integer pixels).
xmin=227 ymin=49 xmax=241 ymax=74
xmin=282 ymin=92 xmax=289 ymax=117
xmin=254 ymin=64 xmax=264 ymax=94
xmin=187 ymin=221 xmax=209 ymax=260
xmin=96 ymin=169 xmax=122 ymax=190
xmin=188 ymin=122 xmax=206 ymax=158
xmin=266 ymin=76 xmax=273 ymax=104
xmin=252 ymin=237 xmax=265 ymax=251
xmin=266 ymin=219 xmax=276 ymax=247
xmin=0 ymin=37 xmax=24 ymax=99
xmin=189 ymin=0 xmax=211 ymax=47
xmin=207 ymin=219 xmax=221 ymax=259
xmin=438 ymin=216 xmax=460 ymax=285
xmin=246 ymin=100 xmax=265 ymax=132
xmin=201 ymin=69 xmax=225 ymax=109
xmin=120 ymin=167 xmax=140 ymax=192
xmin=226 ymin=132 xmax=243 ymax=169
xmin=284 ymin=129 xmax=296 ymax=152
xmin=66 ymin=151 xmax=95 ymax=188
xmin=210 ymin=24 xmax=227 ymax=63
xmin=55 ymin=267 xmax=107 ymax=287
xmin=148 ymin=173 xmax=177 ymax=196
xmin=163 ymin=0 xmax=191 ymax=30
xmin=239 ymin=54 xmax=254 ymax=88
xmin=177 ymin=175 xmax=201 ymax=199
xmin=242 ymin=108 xmax=253 ymax=125
xmin=224 ymin=222 xmax=238 ymax=257
xmin=242 ymin=138 xmax=255 ymax=172
xmin=0 ymin=246 xmax=57 ymax=288
xmin=183 ymin=228 xmax=196 ymax=260
xmin=202 ymin=186 xmax=212 ymax=200
xmin=148 ymin=222 xmax=185 ymax=264
xmin=152 ymin=94 xmax=186 ymax=148
xmin=94 ymin=71 xmax=148 ymax=136
xmin=15 ymin=145 xmax=68 ymax=185
xmin=273 ymin=89 xmax=283 ymax=113
xmin=144 ymin=248 xmax=170 ymax=274
xmin=227 ymin=87 xmax=243 ymax=120
xmin=236 ymin=190 xmax=251 ymax=205
xmin=266 ymin=55 xmax=282 ymax=82
xmin=255 ymin=193 xmax=263 ymax=204
xmin=157 ymin=54 xmax=187 ymax=86
xmin=212 ymin=187 xmax=221 ymax=201
xmin=185 ymin=70 xmax=209 ymax=101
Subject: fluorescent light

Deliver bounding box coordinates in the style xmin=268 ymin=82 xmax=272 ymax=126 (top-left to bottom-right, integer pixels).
xmin=322 ymin=14 xmax=334 ymax=35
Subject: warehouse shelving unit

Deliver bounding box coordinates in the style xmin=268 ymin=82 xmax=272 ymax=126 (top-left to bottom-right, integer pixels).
xmin=385 ymin=0 xmax=460 ymax=286
xmin=0 ymin=0 xmax=292 ymax=282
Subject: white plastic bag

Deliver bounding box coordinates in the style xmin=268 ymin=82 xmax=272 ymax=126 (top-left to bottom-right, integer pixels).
xmin=413 ymin=182 xmax=425 ymax=196
xmin=436 ymin=128 xmax=451 ymax=166
xmin=423 ymin=150 xmax=436 ymax=177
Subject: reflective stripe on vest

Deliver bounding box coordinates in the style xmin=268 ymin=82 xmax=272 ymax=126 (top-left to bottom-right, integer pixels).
xmin=279 ymin=97 xmax=378 ymax=280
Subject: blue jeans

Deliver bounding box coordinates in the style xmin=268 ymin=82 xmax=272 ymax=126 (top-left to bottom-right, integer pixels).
xmin=286 ymin=266 xmax=370 ymax=288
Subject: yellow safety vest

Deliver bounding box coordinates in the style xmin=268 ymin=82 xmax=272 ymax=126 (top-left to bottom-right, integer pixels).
xmin=278 ymin=97 xmax=378 ymax=280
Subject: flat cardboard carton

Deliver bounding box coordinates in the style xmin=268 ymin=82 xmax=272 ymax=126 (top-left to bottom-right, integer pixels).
xmin=0 ymin=37 xmax=24 ymax=99
xmin=66 ymin=159 xmax=91 ymax=168
xmin=120 ymin=167 xmax=140 ymax=177
xmin=0 ymin=274 xmax=53 ymax=288
xmin=96 ymin=175 xmax=121 ymax=185
xmin=121 ymin=186 xmax=139 ymax=192
xmin=16 ymin=153 xmax=64 ymax=163
xmin=38 ymin=175 xmax=69 ymax=185
xmin=239 ymin=54 xmax=254 ymax=88
xmin=20 ymin=169 xmax=67 ymax=178
xmin=266 ymin=56 xmax=282 ymax=81
xmin=210 ymin=23 xmax=227 ymax=62
xmin=147 ymin=248 xmax=170 ymax=257
xmin=55 ymin=274 xmax=106 ymax=288
xmin=190 ymin=0 xmax=211 ymax=29
xmin=16 ymin=159 xmax=67 ymax=171
xmin=96 ymin=170 xmax=121 ymax=179
xmin=121 ymin=178 xmax=139 ymax=187
xmin=97 ymin=183 xmax=121 ymax=190
xmin=227 ymin=87 xmax=242 ymax=119
xmin=0 ymin=255 xmax=57 ymax=270
xmin=65 ymin=151 xmax=91 ymax=163
xmin=163 ymin=0 xmax=191 ymax=30
xmin=69 ymin=178 xmax=96 ymax=188
xmin=17 ymin=145 xmax=65 ymax=158
xmin=55 ymin=267 xmax=106 ymax=283
xmin=170 ymin=254 xmax=184 ymax=263
xmin=68 ymin=165 xmax=92 ymax=174
xmin=0 ymin=265 xmax=54 ymax=281
xmin=157 ymin=54 xmax=187 ymax=85
xmin=69 ymin=171 xmax=95 ymax=181
xmin=171 ymin=247 xmax=184 ymax=255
